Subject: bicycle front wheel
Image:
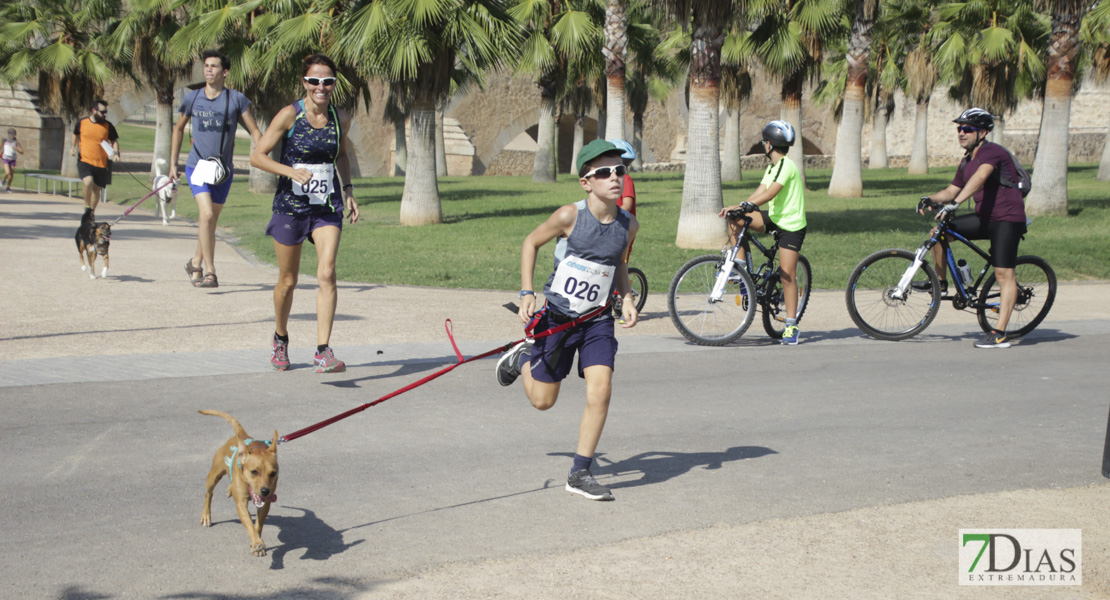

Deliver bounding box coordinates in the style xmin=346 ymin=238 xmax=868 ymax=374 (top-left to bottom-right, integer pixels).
xmin=668 ymin=254 xmax=757 ymax=345
xmin=976 ymin=256 xmax=1056 ymax=338
xmin=762 ymin=254 xmax=813 ymax=339
xmin=628 ymin=267 xmax=648 ymax=312
xmin=845 ymin=248 xmax=941 ymax=341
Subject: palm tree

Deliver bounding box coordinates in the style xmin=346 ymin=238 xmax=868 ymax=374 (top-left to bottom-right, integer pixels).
xmin=1083 ymin=0 xmax=1110 ymax=181
xmin=1026 ymin=0 xmax=1092 ymax=216
xmin=603 ymin=0 xmax=629 ymax=139
xmin=104 ymin=0 xmax=194 ymax=180
xmin=340 ymin=0 xmax=522 ymax=224
xmin=749 ymin=0 xmax=844 ymax=189
xmin=879 ymin=0 xmax=934 ymax=174
xmin=0 ymin=0 xmax=122 ymax=177
xmin=512 ymin=0 xmax=603 ymax=183
xmin=624 ymin=9 xmax=683 ymax=170
xmin=866 ymin=7 xmax=903 ymax=169
xmin=827 ymin=0 xmax=877 ymax=197
xmin=932 ymin=0 xmax=1047 ymax=148
xmin=721 ymin=25 xmax=755 ymax=181
xmin=648 ymin=1 xmax=744 ymax=249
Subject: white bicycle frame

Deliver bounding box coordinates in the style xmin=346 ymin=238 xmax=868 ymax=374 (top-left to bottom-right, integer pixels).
xmin=709 ymin=245 xmax=742 ymax=301
xmin=891 ymin=245 xmax=930 ymax=300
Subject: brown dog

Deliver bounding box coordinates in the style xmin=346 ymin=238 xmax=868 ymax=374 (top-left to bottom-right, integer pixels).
xmin=199 ymin=410 xmax=280 ymax=557
xmin=74 ymin=208 xmax=111 ymax=279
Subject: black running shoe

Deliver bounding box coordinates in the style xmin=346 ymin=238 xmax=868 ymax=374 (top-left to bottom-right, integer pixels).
xmin=974 ymin=330 xmax=1011 ymax=349
xmin=911 ymin=279 xmax=947 ymax=293
xmin=496 ymin=340 xmax=532 ymax=386
xmin=566 ymin=468 xmax=614 ymax=501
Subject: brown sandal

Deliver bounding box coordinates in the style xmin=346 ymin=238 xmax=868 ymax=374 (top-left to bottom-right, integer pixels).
xmin=186 ymin=259 xmax=203 ymax=286
xmin=197 ymin=272 xmax=219 ymax=288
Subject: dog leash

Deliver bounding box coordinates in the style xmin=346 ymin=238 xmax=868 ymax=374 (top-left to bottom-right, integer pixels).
xmin=111 ymin=177 xmax=176 ymax=225
xmin=279 ymin=303 xmax=612 ymax=444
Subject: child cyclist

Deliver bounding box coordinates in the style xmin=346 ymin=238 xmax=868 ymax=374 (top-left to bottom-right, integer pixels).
xmin=718 ymin=120 xmax=807 ymax=345
xmin=608 ymin=138 xmax=637 ymax=321
xmin=496 ymin=139 xmax=640 ymax=501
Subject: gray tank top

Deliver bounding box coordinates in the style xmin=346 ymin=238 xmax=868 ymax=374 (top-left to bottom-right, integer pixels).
xmin=543 ymin=199 xmax=631 ymax=318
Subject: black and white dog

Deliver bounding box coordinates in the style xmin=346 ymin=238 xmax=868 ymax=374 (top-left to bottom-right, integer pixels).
xmin=153 ymin=158 xmax=177 ymax=225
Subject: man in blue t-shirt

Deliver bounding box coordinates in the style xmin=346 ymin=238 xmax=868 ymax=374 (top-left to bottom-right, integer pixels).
xmin=170 ymin=50 xmax=262 ymax=288
xmin=919 ymin=108 xmax=1027 ymax=349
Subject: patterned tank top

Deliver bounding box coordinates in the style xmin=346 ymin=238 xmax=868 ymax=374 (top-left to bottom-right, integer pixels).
xmin=271 ymin=100 xmax=343 ymax=215
xmin=543 ymin=200 xmax=631 ymax=319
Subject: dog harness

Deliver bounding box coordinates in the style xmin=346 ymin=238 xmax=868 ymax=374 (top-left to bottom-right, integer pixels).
xmin=224 ymin=438 xmax=272 ymax=483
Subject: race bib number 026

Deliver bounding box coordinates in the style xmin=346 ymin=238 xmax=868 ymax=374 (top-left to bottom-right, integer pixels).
xmin=292 ymin=163 xmax=334 ymax=205
xmin=550 ymin=256 xmax=615 ymax=314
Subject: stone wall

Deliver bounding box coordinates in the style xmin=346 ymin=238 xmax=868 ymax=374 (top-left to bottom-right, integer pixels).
xmin=0 ymin=86 xmax=66 ymax=170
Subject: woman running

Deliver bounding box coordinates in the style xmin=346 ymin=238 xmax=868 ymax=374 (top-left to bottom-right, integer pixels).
xmin=250 ymin=54 xmax=359 ymax=373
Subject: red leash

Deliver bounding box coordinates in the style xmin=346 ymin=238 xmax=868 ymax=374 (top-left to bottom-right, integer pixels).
xmin=280 ymin=303 xmax=611 ymax=443
xmin=111 ymin=177 xmax=176 ymax=225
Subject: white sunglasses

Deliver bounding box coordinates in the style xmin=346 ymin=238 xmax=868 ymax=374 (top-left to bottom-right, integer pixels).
xmin=582 ymin=165 xmax=627 ymax=179
xmin=303 ymin=76 xmax=337 ymax=86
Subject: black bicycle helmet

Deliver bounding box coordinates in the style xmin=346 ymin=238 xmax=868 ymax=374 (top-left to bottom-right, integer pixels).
xmin=953 ymin=107 xmax=995 ymax=132
xmin=761 ymin=120 xmax=796 ymax=147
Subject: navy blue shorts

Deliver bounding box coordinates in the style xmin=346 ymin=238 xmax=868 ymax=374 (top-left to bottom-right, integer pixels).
xmin=185 ymin=166 xmax=233 ymax=205
xmin=266 ymin=209 xmax=343 ymax=246
xmin=530 ymin=312 xmax=618 ymax=383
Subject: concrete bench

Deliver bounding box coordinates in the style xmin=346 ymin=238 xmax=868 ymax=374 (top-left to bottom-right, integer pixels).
xmin=24 ymin=173 xmax=106 ymax=202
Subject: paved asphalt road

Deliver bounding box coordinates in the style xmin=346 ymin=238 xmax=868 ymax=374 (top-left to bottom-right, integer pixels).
xmin=2 ymin=319 xmax=1108 ymax=598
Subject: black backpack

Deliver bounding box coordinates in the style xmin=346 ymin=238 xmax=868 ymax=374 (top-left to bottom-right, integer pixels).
xmin=960 ymin=144 xmax=1032 ymax=198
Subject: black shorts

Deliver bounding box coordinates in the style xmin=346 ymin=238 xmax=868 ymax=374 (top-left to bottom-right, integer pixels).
xmin=761 ymin=211 xmax=806 ymax=252
xmin=947 ymin=213 xmax=1026 ymax=269
xmin=77 ymin=161 xmax=111 ymax=188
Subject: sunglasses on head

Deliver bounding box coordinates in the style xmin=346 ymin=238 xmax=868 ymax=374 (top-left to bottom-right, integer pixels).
xmin=957 ymin=126 xmax=979 ymax=133
xmin=303 ymin=76 xmax=337 ymax=87
xmin=582 ymin=165 xmax=627 ymax=179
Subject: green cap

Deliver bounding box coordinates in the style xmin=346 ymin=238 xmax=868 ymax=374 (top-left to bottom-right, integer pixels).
xmin=576 ymin=139 xmax=622 ymax=177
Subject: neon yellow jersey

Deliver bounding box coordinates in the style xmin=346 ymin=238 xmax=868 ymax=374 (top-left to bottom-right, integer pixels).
xmin=760 ymin=155 xmax=806 ymax=231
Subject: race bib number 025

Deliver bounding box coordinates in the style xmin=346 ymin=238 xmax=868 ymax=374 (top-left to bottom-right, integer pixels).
xmin=292 ymin=163 xmax=334 ymax=205
xmin=550 ymin=256 xmax=615 ymax=314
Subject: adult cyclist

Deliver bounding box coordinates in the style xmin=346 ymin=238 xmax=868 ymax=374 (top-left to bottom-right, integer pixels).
xmin=917 ymin=108 xmax=1027 ymax=349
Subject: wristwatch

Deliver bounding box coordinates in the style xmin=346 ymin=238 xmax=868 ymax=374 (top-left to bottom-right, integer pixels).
xmin=518 ymin=290 xmax=535 ymax=299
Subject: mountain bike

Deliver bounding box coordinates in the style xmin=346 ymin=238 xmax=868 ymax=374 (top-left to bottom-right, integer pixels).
xmin=611 ymin=266 xmax=648 ymax=318
xmin=845 ymin=199 xmax=1056 ymax=341
xmin=667 ymin=209 xmax=812 ymax=345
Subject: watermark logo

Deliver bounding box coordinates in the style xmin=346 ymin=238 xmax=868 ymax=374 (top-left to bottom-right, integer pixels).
xmin=959 ymin=529 xmax=1081 ymax=586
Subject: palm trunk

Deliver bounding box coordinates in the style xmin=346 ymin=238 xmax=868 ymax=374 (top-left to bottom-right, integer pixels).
xmin=435 ymin=109 xmax=447 ymax=177
xmin=151 ymin=92 xmax=174 ymax=181
xmin=908 ymin=96 xmax=929 ymax=175
xmin=1028 ymin=15 xmax=1080 ymax=216
xmin=400 ymin=100 xmax=442 ymax=226
xmin=1099 ymin=113 xmax=1110 ymax=181
xmin=869 ymin=102 xmax=889 ymax=169
xmin=393 ymin=115 xmax=407 ymax=176
xmin=605 ymin=76 xmax=626 ymax=140
xmin=677 ymin=83 xmax=726 ymax=248
xmin=249 ymin=113 xmax=278 ymax=194
xmin=721 ymin=105 xmax=741 ymax=181
xmin=781 ymin=75 xmax=806 ymax=188
xmin=532 ymin=95 xmax=557 ymax=183
xmin=829 ymin=12 xmax=872 ymax=196
xmin=596 ymin=110 xmax=607 ymax=142
xmin=571 ymin=113 xmax=585 ymax=175
xmin=61 ymin=116 xmax=79 ymax=178
xmin=828 ymin=81 xmax=865 ymax=196
xmin=991 ymin=116 xmax=1006 ymax=150
xmin=632 ymin=112 xmax=644 ymax=172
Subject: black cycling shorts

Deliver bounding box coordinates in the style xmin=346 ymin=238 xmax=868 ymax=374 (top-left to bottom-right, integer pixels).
xmin=946 ymin=213 xmax=1026 ymax=269
xmin=762 ymin=211 xmax=806 ymax=253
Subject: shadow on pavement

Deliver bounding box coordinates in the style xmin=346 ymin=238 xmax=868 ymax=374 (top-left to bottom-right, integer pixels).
xmin=266 ymin=506 xmax=365 ymax=570
xmin=550 ymin=445 xmax=778 ymax=490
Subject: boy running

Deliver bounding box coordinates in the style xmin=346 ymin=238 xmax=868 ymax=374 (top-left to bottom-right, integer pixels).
xmin=496 ymin=139 xmax=640 ymax=501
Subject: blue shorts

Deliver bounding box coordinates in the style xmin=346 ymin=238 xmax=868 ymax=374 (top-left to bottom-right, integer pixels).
xmin=529 ymin=312 xmax=618 ymax=383
xmin=266 ymin=209 xmax=343 ymax=246
xmin=185 ymin=166 xmax=233 ymax=205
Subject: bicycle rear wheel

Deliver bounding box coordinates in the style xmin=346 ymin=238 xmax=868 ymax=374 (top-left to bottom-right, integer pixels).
xmin=845 ymin=248 xmax=941 ymax=341
xmin=668 ymin=254 xmax=757 ymax=345
xmin=628 ymin=267 xmax=648 ymax=312
xmin=976 ymin=256 xmax=1056 ymax=338
xmin=762 ymin=254 xmax=812 ymax=339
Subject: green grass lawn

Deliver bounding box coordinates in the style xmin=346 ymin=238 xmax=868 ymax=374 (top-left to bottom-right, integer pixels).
xmin=116 ymin=122 xmax=253 ymax=157
xmin=103 ymin=163 xmax=1110 ymax=291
